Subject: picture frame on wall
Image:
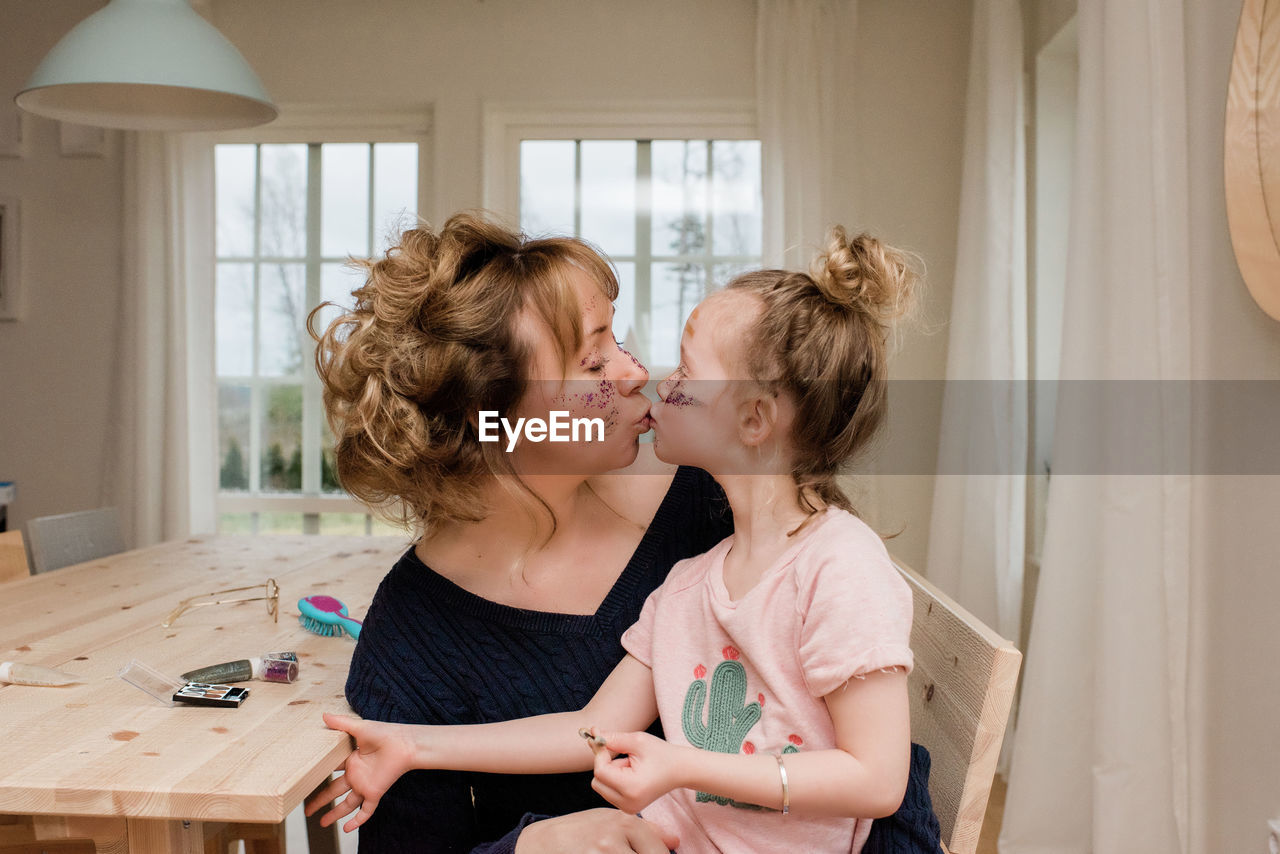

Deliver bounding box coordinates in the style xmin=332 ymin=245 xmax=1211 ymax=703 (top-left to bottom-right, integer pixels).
xmin=0 ymin=197 xmax=21 ymax=321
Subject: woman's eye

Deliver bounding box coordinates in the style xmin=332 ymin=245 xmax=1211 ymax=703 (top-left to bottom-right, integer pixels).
xmin=587 ymin=360 xmax=607 ymax=373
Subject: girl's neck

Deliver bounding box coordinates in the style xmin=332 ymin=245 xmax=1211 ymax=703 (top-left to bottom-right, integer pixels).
xmin=716 ymin=474 xmax=819 ymax=589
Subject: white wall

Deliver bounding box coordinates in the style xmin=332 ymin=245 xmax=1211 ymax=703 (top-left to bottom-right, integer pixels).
xmin=1183 ymin=1 xmax=1280 ymax=849
xmin=841 ymin=0 xmax=973 ymax=572
xmin=0 ymin=0 xmax=125 ymax=531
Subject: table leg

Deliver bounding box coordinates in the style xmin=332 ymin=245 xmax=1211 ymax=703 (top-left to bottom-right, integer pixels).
xmin=304 ymin=774 xmax=341 ymax=854
xmin=125 ymin=819 xmax=205 ymax=854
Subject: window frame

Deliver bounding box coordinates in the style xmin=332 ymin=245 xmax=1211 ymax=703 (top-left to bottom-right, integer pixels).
xmin=208 ymin=108 xmax=431 ymax=531
xmin=482 ymin=101 xmax=759 ymax=372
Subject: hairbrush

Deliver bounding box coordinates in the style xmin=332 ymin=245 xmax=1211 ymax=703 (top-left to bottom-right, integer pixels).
xmin=297 ymin=595 xmax=363 ymax=639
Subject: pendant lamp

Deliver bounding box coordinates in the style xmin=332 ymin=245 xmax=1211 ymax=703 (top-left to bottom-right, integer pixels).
xmin=15 ymin=0 xmax=277 ymax=132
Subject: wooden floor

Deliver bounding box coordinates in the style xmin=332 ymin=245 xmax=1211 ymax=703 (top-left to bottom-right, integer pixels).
xmin=976 ymin=775 xmax=1007 ymax=854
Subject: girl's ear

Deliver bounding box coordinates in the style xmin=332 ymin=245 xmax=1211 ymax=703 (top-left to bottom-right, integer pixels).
xmin=737 ymin=393 xmax=779 ymax=448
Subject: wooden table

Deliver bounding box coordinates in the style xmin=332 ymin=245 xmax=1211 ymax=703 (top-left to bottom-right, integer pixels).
xmin=0 ymin=535 xmax=408 ymax=853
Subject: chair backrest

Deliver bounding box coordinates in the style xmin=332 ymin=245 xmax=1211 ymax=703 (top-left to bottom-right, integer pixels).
xmin=23 ymin=508 xmax=125 ymax=575
xmin=0 ymin=530 xmax=27 ymax=584
xmin=894 ymin=559 xmax=1022 ymax=854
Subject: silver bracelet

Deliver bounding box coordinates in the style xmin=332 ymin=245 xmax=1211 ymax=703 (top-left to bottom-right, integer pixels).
xmin=775 ymin=753 xmax=790 ymax=815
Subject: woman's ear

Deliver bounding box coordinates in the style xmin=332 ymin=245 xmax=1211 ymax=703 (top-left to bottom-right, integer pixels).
xmin=737 ymin=393 xmax=779 ymax=448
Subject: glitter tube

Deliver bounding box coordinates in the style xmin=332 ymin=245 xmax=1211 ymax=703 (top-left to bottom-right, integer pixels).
xmin=180 ymin=652 xmax=299 ymax=685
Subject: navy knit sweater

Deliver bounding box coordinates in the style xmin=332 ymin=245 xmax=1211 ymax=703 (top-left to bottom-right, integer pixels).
xmin=344 ymin=466 xmax=940 ymax=853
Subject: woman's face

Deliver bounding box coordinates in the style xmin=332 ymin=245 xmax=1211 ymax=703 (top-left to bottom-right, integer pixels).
xmin=650 ymin=291 xmax=756 ymax=472
xmin=507 ymin=266 xmax=651 ymax=476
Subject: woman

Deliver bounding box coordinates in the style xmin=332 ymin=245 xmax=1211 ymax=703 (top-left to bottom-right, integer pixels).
xmin=311 ymin=213 xmax=938 ymax=853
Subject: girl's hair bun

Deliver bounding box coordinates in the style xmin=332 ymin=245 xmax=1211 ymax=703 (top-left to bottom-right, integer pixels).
xmin=809 ymin=225 xmax=920 ymax=324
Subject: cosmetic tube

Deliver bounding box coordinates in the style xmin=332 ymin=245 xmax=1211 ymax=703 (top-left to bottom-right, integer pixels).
xmin=182 ymin=653 xmax=298 ymax=685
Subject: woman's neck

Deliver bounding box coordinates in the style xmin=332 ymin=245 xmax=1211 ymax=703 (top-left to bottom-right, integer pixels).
xmin=415 ymin=472 xmax=647 ymax=609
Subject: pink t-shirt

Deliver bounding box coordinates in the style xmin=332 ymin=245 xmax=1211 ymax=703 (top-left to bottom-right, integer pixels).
xmin=620 ymin=506 xmax=914 ymax=854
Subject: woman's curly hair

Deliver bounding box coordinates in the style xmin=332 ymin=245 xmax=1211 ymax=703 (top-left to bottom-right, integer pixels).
xmin=309 ymin=212 xmax=618 ymax=536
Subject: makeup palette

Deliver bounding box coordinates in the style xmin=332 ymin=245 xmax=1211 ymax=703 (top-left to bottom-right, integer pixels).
xmin=173 ymin=682 xmax=250 ymax=708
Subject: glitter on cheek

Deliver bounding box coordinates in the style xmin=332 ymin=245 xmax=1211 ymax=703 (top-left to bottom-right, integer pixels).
xmin=601 ymin=406 xmax=621 ymax=434
xmin=663 ymin=379 xmax=700 ymax=408
xmin=552 ymin=380 xmax=614 ymax=413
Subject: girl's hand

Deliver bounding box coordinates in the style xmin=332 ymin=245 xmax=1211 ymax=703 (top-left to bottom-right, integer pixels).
xmin=588 ymin=730 xmax=686 ymax=815
xmin=304 ymin=713 xmax=420 ymax=832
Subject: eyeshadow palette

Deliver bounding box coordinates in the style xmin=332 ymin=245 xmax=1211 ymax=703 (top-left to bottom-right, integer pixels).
xmin=172 ymin=682 xmax=250 ymax=708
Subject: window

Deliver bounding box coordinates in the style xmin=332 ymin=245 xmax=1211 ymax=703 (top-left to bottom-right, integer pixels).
xmin=519 ymin=139 xmax=762 ymax=370
xmin=214 ymin=140 xmax=419 ymax=535
xmin=484 ymin=102 xmax=762 ymax=372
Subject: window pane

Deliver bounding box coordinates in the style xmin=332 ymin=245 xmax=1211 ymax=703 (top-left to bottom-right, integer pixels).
xmin=650 ymin=262 xmax=704 ymax=368
xmin=218 ymin=383 xmax=251 ymax=491
xmin=216 ymin=144 xmax=256 ymax=258
xmin=216 ymin=263 xmax=254 ymax=377
xmin=258 ymin=263 xmax=305 ymax=377
xmin=314 ymin=261 xmax=364 ymax=339
xmin=612 ymin=262 xmax=636 ymax=353
xmin=218 ymin=513 xmax=254 ymax=533
xmin=371 ymin=515 xmax=409 ymax=536
xmin=712 ymin=261 xmax=754 ymax=291
xmin=652 ymin=141 xmax=708 ymax=257
xmin=580 ymin=141 xmax=636 ymax=256
xmin=374 ymin=143 xmax=418 ymax=251
xmin=521 ymin=141 xmax=576 ymax=237
xmin=261 ymin=384 xmax=303 ymax=493
xmin=322 ymin=143 xmax=370 ymax=258
xmin=319 ymin=512 xmax=367 ymax=535
xmin=259 ymin=144 xmax=307 ymax=258
xmin=259 ymin=512 xmax=303 ymax=534
xmin=711 ymin=141 xmax=762 ymax=256
xmin=321 ymin=421 xmax=343 ymax=494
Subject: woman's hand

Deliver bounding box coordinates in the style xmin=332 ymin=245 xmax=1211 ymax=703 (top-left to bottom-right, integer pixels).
xmin=588 ymin=730 xmax=686 ymax=816
xmin=515 ymin=808 xmax=679 ymax=854
xmin=304 ymin=713 xmax=421 ymax=832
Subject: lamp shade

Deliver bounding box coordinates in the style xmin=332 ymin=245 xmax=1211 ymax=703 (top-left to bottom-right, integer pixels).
xmin=15 ymin=0 xmax=277 ymax=131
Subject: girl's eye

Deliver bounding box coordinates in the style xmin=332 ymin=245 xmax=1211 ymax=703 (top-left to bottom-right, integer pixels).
xmin=587 ymin=360 xmax=607 ymax=373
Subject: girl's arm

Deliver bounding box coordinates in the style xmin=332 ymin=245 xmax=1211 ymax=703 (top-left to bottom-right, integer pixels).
xmin=591 ymin=668 xmax=910 ymax=818
xmin=420 ymin=652 xmax=658 ymax=773
xmin=307 ymin=654 xmax=658 ymax=831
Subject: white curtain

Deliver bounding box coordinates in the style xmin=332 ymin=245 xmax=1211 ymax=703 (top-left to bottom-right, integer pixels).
xmin=925 ymin=0 xmax=1027 ymax=650
xmin=756 ymin=0 xmax=846 ymax=269
xmin=108 ymin=132 xmax=218 ymax=548
xmin=999 ymin=0 xmax=1192 ymax=851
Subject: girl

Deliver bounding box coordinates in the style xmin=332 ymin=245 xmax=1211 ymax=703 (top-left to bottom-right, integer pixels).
xmin=308 ymin=226 xmax=923 ymax=854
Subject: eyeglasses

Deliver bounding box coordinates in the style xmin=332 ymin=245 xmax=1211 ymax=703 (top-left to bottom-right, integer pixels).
xmin=161 ymin=578 xmax=279 ymax=628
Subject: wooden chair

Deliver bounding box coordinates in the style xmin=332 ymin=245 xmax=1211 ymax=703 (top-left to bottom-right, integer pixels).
xmin=23 ymin=508 xmax=125 ymax=575
xmin=894 ymin=560 xmax=1022 ymax=854
xmin=0 ymin=530 xmax=27 ymax=583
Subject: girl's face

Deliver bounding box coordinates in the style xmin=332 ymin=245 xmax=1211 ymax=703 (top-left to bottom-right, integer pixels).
xmin=651 ymin=292 xmax=757 ymax=472
xmin=509 ymin=266 xmax=651 ymax=476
